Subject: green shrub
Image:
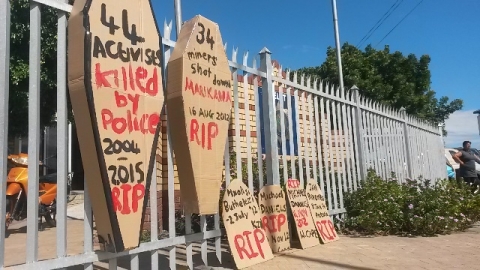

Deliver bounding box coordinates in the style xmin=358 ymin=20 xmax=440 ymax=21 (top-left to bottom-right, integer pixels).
xmin=340 ymin=170 xmax=480 ymax=236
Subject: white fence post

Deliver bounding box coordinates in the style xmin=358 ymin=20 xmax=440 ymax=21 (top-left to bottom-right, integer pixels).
xmin=0 ymin=0 xmax=451 ymax=266
xmin=0 ymin=0 xmax=11 ymax=266
xmin=26 ymin=2 xmax=42 ymax=262
xmin=259 ymin=48 xmax=280 ymax=185
xmin=400 ymin=107 xmax=414 ymax=180
xmin=351 ymin=86 xmax=367 ymax=181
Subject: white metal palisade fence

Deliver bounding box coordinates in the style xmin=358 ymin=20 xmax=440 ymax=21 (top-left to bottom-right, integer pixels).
xmin=0 ymin=0 xmax=447 ymax=269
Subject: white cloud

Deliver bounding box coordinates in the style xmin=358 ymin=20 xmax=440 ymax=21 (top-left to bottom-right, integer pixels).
xmin=444 ymin=110 xmax=480 ymax=148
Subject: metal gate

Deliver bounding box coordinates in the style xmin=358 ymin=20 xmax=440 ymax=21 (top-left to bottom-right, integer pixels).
xmin=0 ymin=1 xmax=225 ymax=269
xmin=0 ymin=0 xmax=446 ymax=269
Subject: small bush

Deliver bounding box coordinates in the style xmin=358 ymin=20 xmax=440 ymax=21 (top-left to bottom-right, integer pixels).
xmin=340 ymin=170 xmax=480 ymax=236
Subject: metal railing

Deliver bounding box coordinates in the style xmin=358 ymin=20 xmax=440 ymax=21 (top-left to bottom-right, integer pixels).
xmin=0 ymin=0 xmax=445 ymax=269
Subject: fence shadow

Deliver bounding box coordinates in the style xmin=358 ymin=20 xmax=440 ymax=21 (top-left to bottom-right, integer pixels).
xmin=66 ymin=240 xmax=237 ymax=270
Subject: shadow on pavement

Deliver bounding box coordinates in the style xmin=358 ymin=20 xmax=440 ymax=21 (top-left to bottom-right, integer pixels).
xmin=6 ymin=221 xmax=57 ymax=237
xmin=280 ymin=252 xmax=380 ymax=270
xmin=66 ymin=240 xmax=237 ymax=270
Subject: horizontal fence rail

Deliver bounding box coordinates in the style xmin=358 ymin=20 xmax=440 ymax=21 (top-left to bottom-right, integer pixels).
xmin=0 ymin=0 xmax=446 ymax=269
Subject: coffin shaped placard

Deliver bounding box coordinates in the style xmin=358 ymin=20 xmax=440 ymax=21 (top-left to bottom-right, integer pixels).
xmin=222 ymin=180 xmax=274 ymax=269
xmin=306 ymin=180 xmax=340 ymax=244
xmin=166 ymin=15 xmax=232 ymax=215
xmin=68 ymin=0 xmax=163 ymax=252
xmin=258 ymin=185 xmax=291 ymax=253
xmin=285 ymin=179 xmax=319 ymax=249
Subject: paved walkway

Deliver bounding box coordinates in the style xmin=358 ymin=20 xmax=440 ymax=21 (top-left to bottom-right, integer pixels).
xmin=4 ymin=203 xmax=480 ymax=269
xmin=242 ymin=226 xmax=480 ymax=270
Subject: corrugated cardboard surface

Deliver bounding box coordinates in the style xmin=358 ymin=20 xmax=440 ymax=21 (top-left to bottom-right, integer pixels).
xmin=306 ymin=180 xmax=340 ymax=244
xmin=285 ymin=179 xmax=319 ymax=249
xmin=258 ymin=185 xmax=291 ymax=253
xmin=166 ymin=15 xmax=232 ymax=215
xmin=68 ymin=0 xmax=163 ymax=251
xmin=222 ymin=180 xmax=273 ymax=269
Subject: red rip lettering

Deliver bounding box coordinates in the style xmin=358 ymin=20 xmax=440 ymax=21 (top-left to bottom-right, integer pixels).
xmin=261 ymin=214 xmax=286 ymax=233
xmin=315 ymin=219 xmax=337 ymax=241
xmin=287 ymin=179 xmax=300 ymax=188
xmin=111 ymin=183 xmax=145 ymax=215
xmin=234 ymin=229 xmax=267 ymax=260
xmin=189 ymin=119 xmax=219 ymax=150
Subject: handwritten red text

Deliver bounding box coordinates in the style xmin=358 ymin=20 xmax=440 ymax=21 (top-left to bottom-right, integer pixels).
xmin=293 ymin=209 xmax=309 ymax=228
xmin=184 ymin=77 xmax=231 ymax=103
xmin=234 ymin=229 xmax=267 ymax=260
xmin=95 ymin=63 xmax=159 ymax=96
xmin=261 ymin=213 xmax=286 ymax=233
xmin=189 ymin=119 xmax=219 ymax=150
xmin=315 ymin=219 xmax=337 ymax=241
xmin=111 ymin=183 xmax=145 ymax=215
xmin=287 ymin=179 xmax=300 ymax=189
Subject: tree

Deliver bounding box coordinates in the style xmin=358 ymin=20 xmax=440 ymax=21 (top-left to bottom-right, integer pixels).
xmin=296 ymin=43 xmax=463 ymax=134
xmin=8 ymin=0 xmax=71 ymax=138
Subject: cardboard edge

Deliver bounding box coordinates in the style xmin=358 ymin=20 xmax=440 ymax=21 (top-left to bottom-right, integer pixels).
xmin=67 ymin=0 xmax=124 ymax=252
xmin=167 ymin=14 xmax=230 ymax=94
xmin=165 ymin=15 xmax=232 ymax=215
xmin=305 ymin=180 xmax=340 ymax=244
xmin=285 ymin=184 xmax=320 ymax=249
xmin=138 ymin=120 xmax=161 ymax=244
xmin=137 ymin=0 xmax=166 ymax=246
xmin=257 ymin=185 xmax=291 ymax=253
xmin=82 ymin=0 xmax=124 ymax=252
xmin=163 ymin=85 xmax=199 ymax=212
xmin=144 ymin=0 xmax=166 ymax=90
xmin=222 ymin=180 xmax=275 ymax=269
xmin=168 ymin=16 xmax=198 ymax=62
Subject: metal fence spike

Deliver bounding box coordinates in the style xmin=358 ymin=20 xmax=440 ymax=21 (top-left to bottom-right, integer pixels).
xmin=242 ymin=51 xmax=249 ymax=66
xmin=9 ymin=2 xmax=446 ymax=267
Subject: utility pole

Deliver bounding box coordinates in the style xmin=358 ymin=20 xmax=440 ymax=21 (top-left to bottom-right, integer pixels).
xmin=174 ymin=0 xmax=183 ymax=36
xmin=331 ymin=0 xmax=345 ymax=91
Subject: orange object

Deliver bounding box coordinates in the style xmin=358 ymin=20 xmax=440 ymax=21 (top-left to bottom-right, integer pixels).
xmin=4 ymin=153 xmax=61 ymax=236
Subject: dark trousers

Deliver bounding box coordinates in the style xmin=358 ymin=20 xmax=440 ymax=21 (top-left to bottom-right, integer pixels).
xmin=464 ymin=177 xmax=480 ymax=189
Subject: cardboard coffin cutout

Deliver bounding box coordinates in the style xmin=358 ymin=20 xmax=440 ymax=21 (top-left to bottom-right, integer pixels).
xmin=285 ymin=179 xmax=319 ymax=249
xmin=306 ymin=180 xmax=340 ymax=243
xmin=222 ymin=180 xmax=274 ymax=269
xmin=67 ymin=0 xmax=164 ymax=252
xmin=166 ymin=15 xmax=232 ymax=215
xmin=258 ymin=185 xmax=291 ymax=253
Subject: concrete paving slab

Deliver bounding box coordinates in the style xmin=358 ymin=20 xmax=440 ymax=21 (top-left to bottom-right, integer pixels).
xmin=3 ymin=215 xmax=480 ymax=270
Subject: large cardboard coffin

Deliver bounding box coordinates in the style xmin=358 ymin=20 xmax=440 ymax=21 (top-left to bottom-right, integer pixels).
xmin=166 ymin=15 xmax=232 ymax=215
xmin=67 ymin=0 xmax=164 ymax=252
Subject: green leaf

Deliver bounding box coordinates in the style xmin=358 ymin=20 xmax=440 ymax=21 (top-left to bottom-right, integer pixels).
xmin=295 ymin=42 xmax=463 ymax=131
xmin=8 ymin=0 xmax=74 ymax=138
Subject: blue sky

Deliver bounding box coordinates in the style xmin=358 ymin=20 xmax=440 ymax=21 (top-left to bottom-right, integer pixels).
xmin=152 ymin=0 xmax=480 ymax=146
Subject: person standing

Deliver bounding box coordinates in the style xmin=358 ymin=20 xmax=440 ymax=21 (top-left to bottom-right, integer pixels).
xmin=453 ymin=141 xmax=480 ymax=194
